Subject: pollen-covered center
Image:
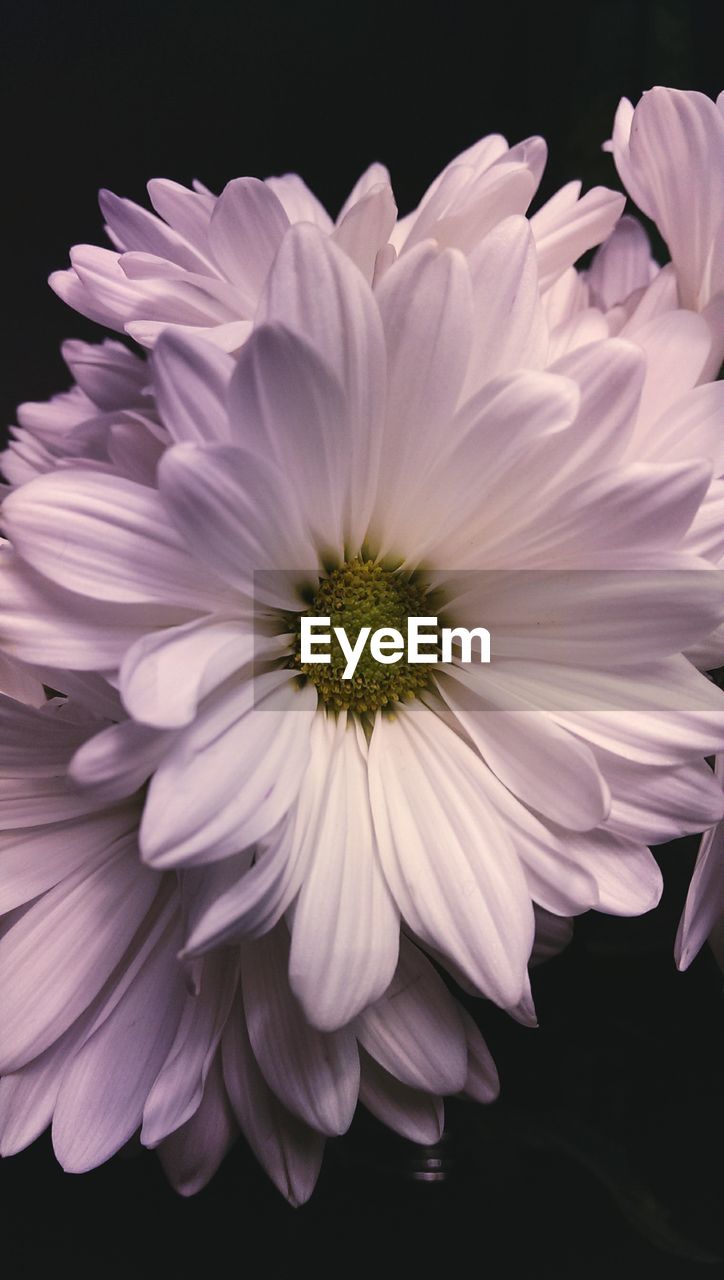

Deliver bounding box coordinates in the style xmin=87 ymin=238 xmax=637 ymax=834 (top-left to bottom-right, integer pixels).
xmin=293 ymin=559 xmax=435 ymax=713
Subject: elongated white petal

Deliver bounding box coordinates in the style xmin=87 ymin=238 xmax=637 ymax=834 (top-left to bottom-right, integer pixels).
xmin=369 ymin=704 xmax=534 ymax=1005
xmin=256 ymin=223 xmax=386 ymax=547
xmin=332 ymin=181 xmax=397 ymax=281
xmin=158 ymin=441 xmax=320 ymax=588
xmin=99 ymin=189 xmax=214 ymax=272
xmin=0 ymin=806 xmax=137 ymax=914
xmin=226 ymin=323 xmax=348 ymax=555
xmin=359 ymin=1051 xmax=444 ymax=1145
xmin=241 ymin=927 xmax=359 ymax=1137
xmin=52 ymin=909 xmax=186 ymax=1172
xmin=531 ymin=183 xmax=625 ymax=287
xmin=371 ymin=242 xmax=473 ymax=548
xmin=0 ymin=551 xmax=188 ymax=670
xmin=209 ymin=177 xmax=290 ymax=305
xmin=587 ymin=215 xmax=657 ymax=309
xmin=3 ymin=471 xmax=229 ymax=609
xmin=627 ymin=311 xmax=713 ymax=438
xmin=141 ymin=673 xmax=316 ymax=867
xmin=0 ymin=836 xmax=159 ymax=1071
xmin=157 ymin=1054 xmax=237 ymax=1196
xmin=146 ymin=178 xmax=215 ymax=250
xmin=458 ymin=1011 xmax=500 ymax=1103
xmin=614 ymin=88 xmax=724 ymax=309
xmin=142 ymin=950 xmax=238 ymax=1147
xmin=0 ymin=695 xmax=91 ymax=775
xmin=222 ymin=989 xmax=324 ymax=1206
xmin=181 ymin=831 xmax=301 ymax=953
xmin=602 ymin=754 xmax=724 ymax=844
xmin=69 ymin=719 xmax=171 ymax=801
xmin=152 ymin=329 xmax=234 ymax=444
xmin=120 ymin=614 xmax=252 ymax=729
xmin=465 ymin=216 xmax=547 ymax=393
xmin=265 ymin=172 xmax=333 ymax=230
xmin=439 ymin=668 xmax=610 ymax=831
xmin=289 ymin=715 xmax=399 ymax=1031
xmin=356 ymin=937 xmax=468 ymax=1094
xmin=676 ymin=756 xmax=724 ymax=970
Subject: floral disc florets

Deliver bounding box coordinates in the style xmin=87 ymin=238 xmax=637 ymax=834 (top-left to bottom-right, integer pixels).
xmin=293 ymin=558 xmax=435 ymax=713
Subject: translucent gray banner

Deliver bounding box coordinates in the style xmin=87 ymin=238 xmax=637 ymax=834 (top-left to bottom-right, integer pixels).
xmin=251 ymin=568 xmax=724 ymax=713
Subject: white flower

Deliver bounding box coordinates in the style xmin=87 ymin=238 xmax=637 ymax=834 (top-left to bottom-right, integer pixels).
xmin=0 ymin=669 xmax=496 ymax=1201
xmin=4 ymin=223 xmax=724 ymax=1035
xmin=1 ymin=338 xmax=162 ymax=489
xmin=48 ymin=133 xmax=622 ymax=351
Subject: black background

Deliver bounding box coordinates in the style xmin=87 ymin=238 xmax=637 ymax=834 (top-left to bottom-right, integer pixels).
xmin=2 ymin=1 xmax=724 ymax=1275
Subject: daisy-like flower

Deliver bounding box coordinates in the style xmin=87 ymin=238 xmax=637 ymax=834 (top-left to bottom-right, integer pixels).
xmin=1 ymin=338 xmax=162 ymax=491
xmin=0 ymin=664 xmax=498 ymax=1202
xmin=3 ymin=221 xmax=724 ymax=1034
xmin=48 ymin=130 xmax=623 ymax=352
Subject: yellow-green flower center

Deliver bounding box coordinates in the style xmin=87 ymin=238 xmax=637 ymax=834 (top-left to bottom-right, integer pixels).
xmin=293 ymin=558 xmax=435 ymax=713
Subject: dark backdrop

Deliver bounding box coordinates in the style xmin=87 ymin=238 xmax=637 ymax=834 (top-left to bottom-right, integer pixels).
xmin=1 ymin=2 xmax=724 ymax=1275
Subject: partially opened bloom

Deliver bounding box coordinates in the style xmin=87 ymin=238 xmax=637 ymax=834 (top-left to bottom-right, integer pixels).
xmin=4 ymin=219 xmax=724 ymax=1035
xmin=606 ymin=86 xmax=724 ymax=321
xmin=48 ymin=131 xmax=623 ymax=352
xmin=1 ymin=338 xmax=162 ymax=489
xmin=0 ymin=669 xmax=497 ymax=1201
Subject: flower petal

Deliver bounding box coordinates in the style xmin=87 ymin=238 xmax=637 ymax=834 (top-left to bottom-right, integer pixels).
xmin=289 ymin=715 xmax=399 ymax=1031
xmin=157 ymin=1054 xmax=237 ymax=1196
xmin=0 ymin=837 xmax=160 ymax=1072
xmin=52 ymin=907 xmax=186 ymax=1172
xmin=3 ymin=471 xmax=228 ymax=609
xmin=241 ymin=927 xmax=359 ymax=1136
xmin=369 ymin=706 xmax=534 ymax=1006
xmin=222 ymin=988 xmax=324 ymax=1206
xmin=208 ymin=177 xmax=290 ymax=305
xmin=141 ymin=672 xmax=316 ymax=867
xmin=142 ymin=950 xmax=238 ymax=1147
xmin=359 ymin=1051 xmax=444 ymax=1145
xmin=151 ymin=329 xmax=234 ymax=444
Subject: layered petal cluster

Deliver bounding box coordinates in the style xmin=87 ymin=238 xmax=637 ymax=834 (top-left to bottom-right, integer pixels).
xmin=1 ymin=339 xmax=162 ymax=489
xmin=49 ymin=132 xmax=622 ymax=352
xmin=3 ymin=84 xmax=724 ymax=1202
xmin=4 ymin=215 xmax=724 ymax=1038
xmin=0 ymin=673 xmax=495 ymax=1201
xmin=606 ymin=87 xmax=724 ymax=318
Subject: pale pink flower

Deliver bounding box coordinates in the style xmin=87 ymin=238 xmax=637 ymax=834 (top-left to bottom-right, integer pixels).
xmin=4 ymin=224 xmax=724 ymax=1035
xmin=0 ymin=671 xmax=497 ymax=1201
xmin=1 ymin=338 xmax=162 ymax=489
xmin=48 ymin=133 xmax=622 ymax=352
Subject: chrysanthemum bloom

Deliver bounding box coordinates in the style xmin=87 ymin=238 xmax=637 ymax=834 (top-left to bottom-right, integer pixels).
xmin=48 ymin=129 xmax=623 ymax=351
xmin=1 ymin=338 xmax=162 ymax=490
xmin=4 ymin=220 xmax=724 ymax=1033
xmin=0 ymin=667 xmax=499 ymax=1201
xmin=545 ymin=88 xmax=723 ymax=373
xmin=606 ymin=87 xmax=724 ymax=324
